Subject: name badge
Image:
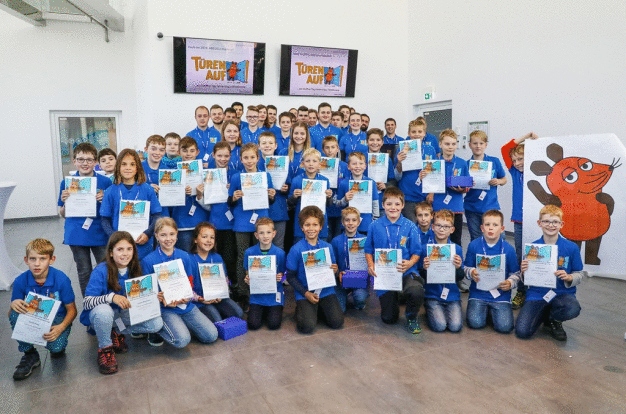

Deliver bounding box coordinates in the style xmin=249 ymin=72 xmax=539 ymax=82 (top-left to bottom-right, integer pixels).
xmin=188 ymin=205 xmax=196 ymax=216
xmin=543 ymin=289 xmax=556 ymax=303
xmin=478 ymin=191 xmax=487 ymax=200
xmin=250 ymin=213 xmax=258 ymax=224
xmin=82 ymin=218 xmax=93 ymax=230
xmin=440 ymin=287 xmax=449 ymax=300
xmin=225 ymin=210 xmax=234 ymax=221
xmin=203 ymin=154 xmax=209 ymax=161
xmin=443 ymin=195 xmax=452 ymax=205
xmin=276 ymin=292 xmax=281 ymax=303
xmin=489 ymin=289 xmax=501 ymax=298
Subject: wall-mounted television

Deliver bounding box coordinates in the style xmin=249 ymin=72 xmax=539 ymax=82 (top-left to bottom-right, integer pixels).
xmin=279 ymin=44 xmax=358 ymax=97
xmin=173 ymin=37 xmax=265 ymax=95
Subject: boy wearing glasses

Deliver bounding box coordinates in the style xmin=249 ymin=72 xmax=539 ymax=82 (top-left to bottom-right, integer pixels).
xmin=241 ymin=105 xmax=261 ymax=145
xmin=58 ymin=143 xmax=112 ymax=295
xmin=515 ymin=205 xmax=583 ymax=341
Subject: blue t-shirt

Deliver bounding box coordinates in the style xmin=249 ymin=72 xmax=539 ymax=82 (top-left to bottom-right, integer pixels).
xmin=161 ymin=155 xmax=182 ymax=169
xmin=423 ymin=132 xmax=441 ymax=155
xmin=169 ymin=193 xmax=211 ymax=231
xmin=383 ymin=134 xmax=404 ymax=145
xmin=244 ymin=244 xmax=286 ymax=306
xmin=525 ymin=235 xmax=583 ymax=302
xmin=190 ymin=252 xmax=228 ymax=298
xmin=464 ymin=236 xmax=519 ymax=303
xmin=289 ymin=173 xmax=331 ymax=238
xmin=12 ymin=267 xmax=75 ymax=320
xmin=337 ymin=175 xmax=379 ymax=233
xmin=331 ymin=232 xmax=365 ymax=272
xmin=258 ymin=158 xmax=289 ymax=222
xmin=274 ymin=132 xmax=291 ymax=155
xmin=396 ymin=141 xmax=437 ymax=202
xmin=327 ymin=159 xmax=349 ymax=219
xmin=141 ymin=160 xmax=162 ymax=188
xmin=510 ymin=167 xmax=524 ymax=222
xmin=228 ymin=171 xmax=274 ymax=232
xmin=310 ymin=124 xmax=342 ymax=152
xmin=206 ymin=164 xmax=236 ymax=230
xmin=432 ymin=156 xmax=470 ymax=213
xmin=278 ymin=148 xmax=304 ymax=179
xmin=58 ymin=172 xmax=112 ymax=246
xmin=186 ymin=126 xmax=221 ymax=162
xmin=286 ymin=238 xmax=337 ymax=301
xmin=464 ymin=154 xmax=506 ymax=214
xmin=79 ymin=262 xmax=130 ymax=326
xmin=339 ymin=131 xmax=368 ymax=160
xmin=241 ymin=126 xmax=262 ymax=145
xmin=424 ymin=243 xmax=463 ymax=302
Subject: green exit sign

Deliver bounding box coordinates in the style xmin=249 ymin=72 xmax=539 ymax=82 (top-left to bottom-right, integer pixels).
xmin=424 ymin=93 xmax=432 ymax=100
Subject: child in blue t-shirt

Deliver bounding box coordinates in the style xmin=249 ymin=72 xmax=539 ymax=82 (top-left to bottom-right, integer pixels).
xmin=97 ymin=148 xmax=117 ymax=180
xmin=9 ymin=239 xmax=77 ymax=380
xmin=244 ymin=218 xmax=286 ymax=330
xmin=463 ymin=210 xmax=520 ymax=334
xmin=161 ymin=132 xmax=182 ymax=169
xmin=338 ymin=113 xmax=368 ymax=161
xmin=515 ymin=205 xmax=584 ymax=341
xmin=220 ymin=119 xmax=243 ymax=172
xmin=187 ymin=106 xmax=220 ymax=167
xmin=286 ymin=206 xmax=344 ymax=334
xmin=141 ymin=135 xmax=167 ymax=192
xmin=279 ymin=121 xmax=311 ymax=179
xmin=241 ymin=106 xmax=262 ymax=145
xmin=322 ymin=135 xmax=349 ymax=241
xmin=275 ymin=112 xmax=292 ymax=155
xmin=464 ymin=130 xmax=507 ymax=241
xmin=58 ymin=142 xmax=112 ymax=296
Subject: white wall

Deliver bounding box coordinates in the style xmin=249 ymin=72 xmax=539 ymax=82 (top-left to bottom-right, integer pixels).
xmin=0 ymin=15 xmax=138 ymax=219
xmin=409 ymin=0 xmax=626 ymax=223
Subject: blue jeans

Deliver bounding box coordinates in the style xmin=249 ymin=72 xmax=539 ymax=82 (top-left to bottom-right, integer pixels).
xmin=175 ymin=230 xmax=194 ymax=253
xmin=466 ymin=299 xmax=513 ymax=333
xmin=88 ymin=304 xmax=163 ymax=349
xmin=465 ymin=211 xmax=483 ymax=241
xmin=159 ymin=307 xmax=218 ymax=348
xmin=197 ymin=298 xmax=244 ymax=322
xmin=9 ymin=310 xmax=72 ymax=353
xmin=513 ymin=222 xmax=526 ymax=293
xmin=335 ymin=286 xmax=369 ymax=312
xmin=515 ymin=295 xmax=581 ymax=339
xmin=425 ymin=299 xmax=462 ymax=332
xmin=70 ymin=245 xmax=107 ymax=296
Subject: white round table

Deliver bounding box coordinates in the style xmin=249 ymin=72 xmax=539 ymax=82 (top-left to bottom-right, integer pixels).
xmin=0 ymin=182 xmax=21 ymax=290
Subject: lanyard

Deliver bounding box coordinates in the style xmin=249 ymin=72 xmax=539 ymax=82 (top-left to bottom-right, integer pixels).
xmin=480 ymin=236 xmax=504 ymax=256
xmin=157 ymin=246 xmax=174 ymax=261
xmin=119 ymin=183 xmax=139 ymax=200
xmin=385 ymin=225 xmax=401 ymax=249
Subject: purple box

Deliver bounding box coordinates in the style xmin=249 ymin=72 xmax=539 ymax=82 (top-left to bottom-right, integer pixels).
xmin=342 ymin=270 xmax=369 ymax=289
xmin=214 ymin=316 xmax=247 ymax=340
xmin=446 ymin=176 xmax=473 ymax=188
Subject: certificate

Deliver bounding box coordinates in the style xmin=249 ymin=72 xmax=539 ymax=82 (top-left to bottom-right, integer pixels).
xmin=248 ymin=255 xmax=278 ymax=295
xmin=154 ymin=259 xmax=194 ymax=304
xmin=158 ymin=169 xmax=186 ymax=207
xmin=468 ymin=160 xmax=492 ymax=191
xmin=241 ymin=172 xmax=269 ymax=211
xmin=11 ymin=292 xmax=61 ymax=346
xmin=475 ymin=254 xmax=506 ymax=291
xmin=373 ymin=248 xmax=403 ymax=291
xmin=178 ymin=160 xmax=203 ymax=196
xmin=426 ymin=244 xmax=455 ymax=284
xmin=301 ymin=179 xmax=327 ymax=214
xmin=302 ymin=247 xmax=336 ymax=291
xmin=398 ymin=139 xmax=422 ymax=171
xmin=265 ymin=156 xmax=289 ymax=189
xmin=198 ymin=263 xmax=230 ymax=300
xmin=524 ymin=244 xmax=558 ymax=289
xmin=125 ymin=274 xmax=161 ymax=325
xmin=64 ymin=176 xmax=97 ymax=217
xmin=319 ymin=157 xmax=339 ymax=188
xmin=367 ymin=153 xmax=389 ymax=183
xmin=421 ymin=160 xmax=445 ymax=193
xmin=203 ymin=168 xmax=229 ymax=204
xmin=348 ymin=180 xmax=373 ymax=214
xmin=347 ymin=237 xmax=367 ymax=271
xmin=118 ymin=200 xmax=150 ymax=240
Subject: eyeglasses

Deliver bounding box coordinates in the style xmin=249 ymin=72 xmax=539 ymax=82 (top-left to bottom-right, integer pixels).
xmin=75 ymin=158 xmax=95 ymax=164
xmin=540 ymin=220 xmax=562 ymax=226
xmin=246 ymin=115 xmax=258 ymax=119
xmin=433 ymin=224 xmax=452 ymax=230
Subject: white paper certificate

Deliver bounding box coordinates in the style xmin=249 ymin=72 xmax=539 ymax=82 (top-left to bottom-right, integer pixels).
xmin=348 ymin=180 xmax=373 ymax=214
xmin=158 ymin=169 xmax=186 ymax=207
xmin=248 ymin=255 xmax=278 ymax=295
xmin=373 ymin=248 xmax=403 ymax=291
xmin=265 ymin=156 xmax=289 ymax=189
xmin=421 ymin=160 xmax=446 ymax=193
xmin=347 ymin=238 xmax=367 ymax=271
xmin=64 ymin=176 xmax=97 ymax=217
xmin=524 ymin=244 xmax=558 ymax=288
xmin=301 ymin=179 xmax=327 ymax=214
xmin=475 ymin=254 xmax=506 ymax=291
xmin=367 ymin=153 xmax=389 ymax=183
xmin=319 ymin=157 xmax=339 ymax=188
xmin=124 ymin=274 xmax=161 ymax=325
xmin=11 ymin=292 xmax=61 ymax=346
xmin=154 ymin=259 xmax=193 ymax=304
xmin=178 ymin=160 xmax=203 ymax=196
xmin=198 ymin=263 xmax=230 ymax=300
xmin=118 ymin=200 xmax=150 ymax=240
xmin=303 ymin=247 xmax=336 ymax=291
xmin=398 ymin=139 xmax=423 ymax=171
xmin=468 ymin=160 xmax=492 ymax=191
xmin=426 ymin=244 xmax=455 ymax=284
xmin=241 ymin=172 xmax=269 ymax=211
xmin=203 ymin=168 xmax=229 ymax=204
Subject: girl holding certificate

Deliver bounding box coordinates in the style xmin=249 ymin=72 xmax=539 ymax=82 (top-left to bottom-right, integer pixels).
xmin=141 ymin=218 xmax=218 ymax=348
xmin=215 ymin=120 xmax=243 ymax=172
xmin=190 ymin=222 xmax=244 ymax=322
xmin=100 ymin=149 xmax=162 ymax=260
xmin=279 ymin=121 xmax=311 ymax=179
xmin=81 ymin=231 xmax=164 ymax=375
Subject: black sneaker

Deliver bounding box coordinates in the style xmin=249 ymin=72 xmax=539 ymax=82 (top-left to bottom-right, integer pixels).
xmin=147 ymin=333 xmax=164 ymax=347
xmin=546 ymin=319 xmax=567 ymax=341
xmin=50 ymin=349 xmax=66 ymax=359
xmin=13 ymin=349 xmax=41 ymax=380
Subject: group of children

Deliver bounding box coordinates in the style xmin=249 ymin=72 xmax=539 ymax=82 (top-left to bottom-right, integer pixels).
xmin=8 ymin=101 xmax=584 ymax=380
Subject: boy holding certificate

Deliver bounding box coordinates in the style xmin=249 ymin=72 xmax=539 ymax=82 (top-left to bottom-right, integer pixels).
xmin=463 ymin=210 xmax=520 ymax=333
xmin=515 ymin=205 xmax=583 ymax=341
xmin=141 ymin=135 xmax=167 ymax=193
xmin=422 ymin=210 xmax=464 ymax=332
xmin=9 ymin=239 xmax=77 ymax=380
xmin=244 ymin=218 xmax=286 ymax=330
xmin=286 ymin=206 xmax=344 ymax=334
xmin=58 ymin=142 xmax=112 ymax=296
xmin=337 ymin=151 xmax=380 ymax=234
xmin=322 ymin=135 xmax=349 ymax=241
xmin=364 ymin=188 xmax=424 ymax=334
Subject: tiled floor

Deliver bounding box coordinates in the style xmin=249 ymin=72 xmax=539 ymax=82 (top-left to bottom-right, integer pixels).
xmin=1 ymin=217 xmax=626 ymax=413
